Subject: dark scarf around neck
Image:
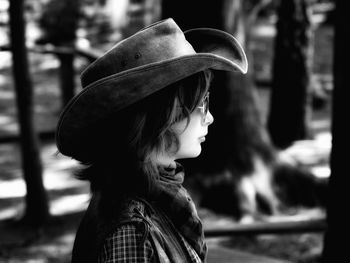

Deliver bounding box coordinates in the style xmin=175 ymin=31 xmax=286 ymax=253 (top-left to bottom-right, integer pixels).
xmin=150 ymin=163 xmax=207 ymax=261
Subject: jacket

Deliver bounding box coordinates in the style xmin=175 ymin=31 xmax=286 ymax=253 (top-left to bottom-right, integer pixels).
xmin=71 ymin=193 xmax=203 ymax=263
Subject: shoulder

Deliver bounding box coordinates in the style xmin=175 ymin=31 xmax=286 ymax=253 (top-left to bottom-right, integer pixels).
xmin=115 ymin=198 xmax=153 ymax=226
xmin=98 ymin=223 xmax=155 ymax=263
xmin=98 ymin=198 xmax=158 ymax=262
xmin=122 ymin=198 xmax=149 ymax=217
xmin=111 ymin=198 xmax=154 ymax=243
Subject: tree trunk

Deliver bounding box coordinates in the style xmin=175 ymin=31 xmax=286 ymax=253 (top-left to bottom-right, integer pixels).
xmin=322 ymin=0 xmax=348 ymax=261
xmin=162 ymin=0 xmax=278 ymax=220
xmin=9 ymin=0 xmax=50 ymax=226
xmin=38 ymin=0 xmax=81 ymax=107
xmin=267 ymin=0 xmax=313 ymax=149
xmin=58 ymin=52 xmax=75 ymax=107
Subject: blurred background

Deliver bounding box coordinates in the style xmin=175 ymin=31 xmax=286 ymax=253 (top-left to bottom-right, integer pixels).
xmin=0 ymin=0 xmax=337 ymax=262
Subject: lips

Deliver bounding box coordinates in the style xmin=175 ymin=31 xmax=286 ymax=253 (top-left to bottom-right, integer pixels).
xmin=199 ymin=132 xmax=207 ymax=142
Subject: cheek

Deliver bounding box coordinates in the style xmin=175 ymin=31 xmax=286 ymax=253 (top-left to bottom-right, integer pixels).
xmin=176 ymin=128 xmax=202 ymax=157
xmin=170 ymin=114 xmax=203 ymax=159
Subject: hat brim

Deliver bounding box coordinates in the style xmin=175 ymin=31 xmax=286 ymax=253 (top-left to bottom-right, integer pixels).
xmin=56 ymin=28 xmax=248 ymax=159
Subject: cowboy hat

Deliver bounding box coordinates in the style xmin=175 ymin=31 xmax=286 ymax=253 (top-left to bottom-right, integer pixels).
xmin=56 ymin=18 xmax=248 ymax=160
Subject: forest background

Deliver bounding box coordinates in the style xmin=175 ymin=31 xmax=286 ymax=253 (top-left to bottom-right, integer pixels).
xmin=0 ymin=0 xmax=336 ymax=262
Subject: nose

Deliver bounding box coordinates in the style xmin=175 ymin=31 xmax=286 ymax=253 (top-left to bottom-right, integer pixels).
xmin=204 ymin=110 xmax=214 ymax=125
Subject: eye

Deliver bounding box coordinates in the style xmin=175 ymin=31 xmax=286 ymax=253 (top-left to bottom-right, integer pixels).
xmin=196 ymin=92 xmax=210 ymax=122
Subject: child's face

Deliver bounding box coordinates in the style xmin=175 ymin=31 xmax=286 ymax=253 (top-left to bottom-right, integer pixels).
xmin=171 ymin=107 xmax=214 ymax=160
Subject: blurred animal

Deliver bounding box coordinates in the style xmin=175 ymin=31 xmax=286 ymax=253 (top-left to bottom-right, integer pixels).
xmin=183 ymin=154 xmax=280 ymax=223
xmin=184 ymin=153 xmax=328 ymax=222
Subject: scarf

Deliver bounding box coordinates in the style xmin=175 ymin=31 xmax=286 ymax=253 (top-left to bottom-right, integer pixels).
xmin=150 ymin=163 xmax=207 ymax=261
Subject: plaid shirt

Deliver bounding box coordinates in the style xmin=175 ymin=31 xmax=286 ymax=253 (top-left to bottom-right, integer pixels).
xmin=97 ymin=200 xmax=202 ymax=263
xmin=98 ymin=224 xmax=154 ymax=263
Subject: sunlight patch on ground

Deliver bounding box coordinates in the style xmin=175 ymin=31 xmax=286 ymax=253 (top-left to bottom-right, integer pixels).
xmin=311 ymin=165 xmax=330 ymax=178
xmin=277 ymin=131 xmax=331 ymax=179
xmin=0 ymin=193 xmax=91 ymax=221
xmin=0 ymin=0 xmax=9 ymax=10
xmin=0 ymin=115 xmax=16 ymax=127
xmin=0 ymin=178 xmax=26 ymax=198
xmin=0 ymin=52 xmax=11 ymax=68
xmin=280 ymin=132 xmax=331 ymax=173
xmin=0 ymin=117 xmax=18 ymax=134
xmin=44 ymin=169 xmax=89 ymax=191
xmin=0 ymin=142 xmax=89 ymax=224
xmin=0 ymin=165 xmax=86 ymax=199
xmin=0 ymin=122 xmax=18 ymax=133
xmin=34 ymin=55 xmax=60 ymax=72
xmin=0 ymin=204 xmax=23 ymax=221
xmin=50 ymin=193 xmax=90 ymax=216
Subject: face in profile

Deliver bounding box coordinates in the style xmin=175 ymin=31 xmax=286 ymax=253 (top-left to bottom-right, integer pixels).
xmin=171 ymin=92 xmax=213 ymax=160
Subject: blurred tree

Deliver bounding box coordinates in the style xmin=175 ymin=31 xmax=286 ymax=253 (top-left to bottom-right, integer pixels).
xmin=322 ymin=0 xmax=348 ymax=261
xmin=101 ymin=0 xmax=161 ymax=40
xmin=37 ymin=0 xmax=81 ymax=46
xmin=9 ymin=0 xmax=49 ymax=226
xmin=267 ymin=0 xmax=314 ymax=149
xmin=162 ymin=0 xmax=279 ymax=221
xmin=37 ymin=0 xmax=83 ymax=107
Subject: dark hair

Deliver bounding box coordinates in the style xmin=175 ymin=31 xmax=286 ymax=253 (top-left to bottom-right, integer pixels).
xmin=76 ymin=70 xmax=212 ymax=216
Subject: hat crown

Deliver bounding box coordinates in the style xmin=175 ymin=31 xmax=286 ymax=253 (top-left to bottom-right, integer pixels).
xmin=81 ymin=19 xmax=196 ymax=88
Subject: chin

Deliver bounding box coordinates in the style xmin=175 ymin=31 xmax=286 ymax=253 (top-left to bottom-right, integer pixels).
xmin=182 ymin=148 xmax=202 ymax=159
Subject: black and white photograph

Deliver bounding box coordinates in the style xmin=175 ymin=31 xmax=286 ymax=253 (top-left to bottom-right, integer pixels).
xmin=0 ymin=0 xmax=344 ymax=262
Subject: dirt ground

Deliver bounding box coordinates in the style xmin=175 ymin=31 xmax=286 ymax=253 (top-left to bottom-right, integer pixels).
xmin=0 ymin=16 xmax=332 ymax=263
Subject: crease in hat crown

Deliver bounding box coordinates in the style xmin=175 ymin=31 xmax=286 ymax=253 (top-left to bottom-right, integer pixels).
xmin=80 ymin=18 xmax=247 ymax=90
xmin=81 ymin=18 xmax=197 ymax=89
xmin=56 ymin=18 xmax=248 ymax=160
